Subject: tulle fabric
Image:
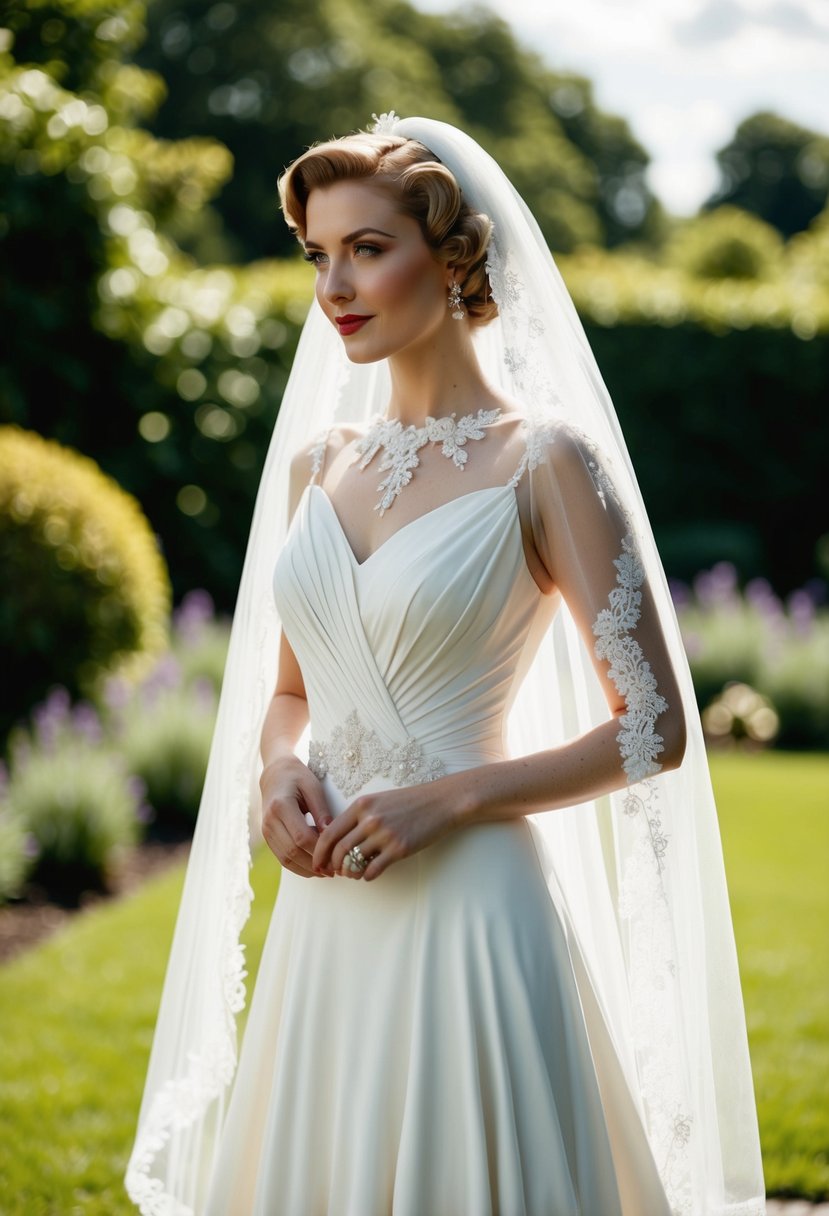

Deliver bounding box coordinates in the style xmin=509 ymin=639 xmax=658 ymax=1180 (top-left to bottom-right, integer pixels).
xmin=125 ymin=117 xmax=765 ymax=1216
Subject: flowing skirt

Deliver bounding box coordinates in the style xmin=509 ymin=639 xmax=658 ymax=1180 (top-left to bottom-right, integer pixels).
xmin=205 ymin=790 xmax=668 ymax=1216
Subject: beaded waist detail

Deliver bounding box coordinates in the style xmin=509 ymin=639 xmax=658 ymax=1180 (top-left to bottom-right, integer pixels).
xmin=308 ymin=710 xmax=445 ymax=797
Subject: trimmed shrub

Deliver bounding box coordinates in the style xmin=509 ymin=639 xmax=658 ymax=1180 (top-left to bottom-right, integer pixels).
xmin=786 ymin=206 xmax=829 ymax=290
xmin=0 ymin=427 xmax=171 ymax=742
xmin=666 ymin=205 xmax=785 ymax=281
xmin=4 ymin=689 xmax=141 ymax=902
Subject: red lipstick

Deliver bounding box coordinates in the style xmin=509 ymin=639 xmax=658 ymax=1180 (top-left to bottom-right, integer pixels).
xmin=335 ymin=314 xmax=373 ymax=336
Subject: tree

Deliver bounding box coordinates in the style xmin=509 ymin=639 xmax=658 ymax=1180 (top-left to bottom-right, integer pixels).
xmin=0 ymin=0 xmax=299 ymax=605
xmin=705 ymin=110 xmax=829 ymax=238
xmin=132 ymin=0 xmax=661 ymax=259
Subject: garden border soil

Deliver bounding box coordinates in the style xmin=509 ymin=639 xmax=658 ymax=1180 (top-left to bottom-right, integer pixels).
xmin=0 ymin=839 xmax=190 ymax=964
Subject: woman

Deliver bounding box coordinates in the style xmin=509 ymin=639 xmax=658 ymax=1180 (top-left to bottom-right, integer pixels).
xmin=126 ymin=116 xmax=765 ymax=1216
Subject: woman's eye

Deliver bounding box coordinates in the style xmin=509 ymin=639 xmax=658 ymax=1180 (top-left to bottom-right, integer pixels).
xmin=302 ymin=244 xmax=381 ymax=266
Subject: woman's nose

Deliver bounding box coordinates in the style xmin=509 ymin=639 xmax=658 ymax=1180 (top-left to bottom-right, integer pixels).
xmin=322 ymin=258 xmax=354 ymax=304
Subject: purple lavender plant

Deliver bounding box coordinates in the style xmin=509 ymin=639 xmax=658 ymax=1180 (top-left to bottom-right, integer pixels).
xmin=139 ymin=653 xmax=183 ymax=706
xmin=31 ymin=687 xmax=72 ymax=752
xmin=693 ymin=562 xmax=739 ymax=608
xmin=786 ymin=589 xmax=816 ymax=637
xmin=72 ymin=702 xmax=103 ymax=745
xmin=173 ymin=590 xmax=215 ymax=645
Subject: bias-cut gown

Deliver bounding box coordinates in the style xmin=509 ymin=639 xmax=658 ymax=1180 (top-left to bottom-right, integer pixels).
xmin=204 ymin=474 xmax=672 ymax=1216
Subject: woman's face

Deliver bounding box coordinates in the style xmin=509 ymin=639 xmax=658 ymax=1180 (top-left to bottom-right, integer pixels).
xmin=303 ymin=179 xmax=452 ymax=364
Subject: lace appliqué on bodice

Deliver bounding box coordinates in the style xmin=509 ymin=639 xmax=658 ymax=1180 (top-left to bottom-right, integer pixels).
xmin=309 ymin=710 xmax=445 ymax=797
xmin=354 ymin=409 xmax=502 ymax=515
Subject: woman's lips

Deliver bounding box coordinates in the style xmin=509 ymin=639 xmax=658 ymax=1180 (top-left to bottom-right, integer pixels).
xmin=335 ymin=314 xmax=373 ymax=336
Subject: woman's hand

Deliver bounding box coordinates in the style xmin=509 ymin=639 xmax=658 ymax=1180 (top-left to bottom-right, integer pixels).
xmin=260 ymin=754 xmax=336 ymax=878
xmin=312 ymin=781 xmax=459 ymax=882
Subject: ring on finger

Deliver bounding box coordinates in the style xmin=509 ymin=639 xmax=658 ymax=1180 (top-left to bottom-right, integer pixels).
xmin=342 ymin=843 xmax=369 ymax=874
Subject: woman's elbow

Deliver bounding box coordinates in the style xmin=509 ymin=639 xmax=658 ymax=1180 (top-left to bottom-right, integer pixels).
xmin=659 ymin=704 xmax=687 ymax=773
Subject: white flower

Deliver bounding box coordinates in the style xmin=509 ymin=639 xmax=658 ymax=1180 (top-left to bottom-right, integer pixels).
xmin=369 ymin=111 xmax=399 ymax=135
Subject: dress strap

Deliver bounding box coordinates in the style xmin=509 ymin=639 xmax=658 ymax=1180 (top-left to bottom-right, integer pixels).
xmin=308 ymin=428 xmax=331 ymax=485
xmin=505 ymin=418 xmax=558 ymax=488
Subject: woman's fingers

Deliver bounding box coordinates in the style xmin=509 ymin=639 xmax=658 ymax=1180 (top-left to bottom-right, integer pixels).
xmin=313 ymin=804 xmax=358 ymax=871
xmin=260 ymin=757 xmax=337 ymax=878
xmin=316 ymin=800 xmax=389 ymax=879
xmin=338 ymin=831 xmax=386 ymax=881
xmin=300 ymin=773 xmax=334 ymax=834
xmin=262 ymin=793 xmax=328 ymax=878
xmin=262 ymin=811 xmax=315 ymax=877
xmin=311 ymin=786 xmax=448 ymax=881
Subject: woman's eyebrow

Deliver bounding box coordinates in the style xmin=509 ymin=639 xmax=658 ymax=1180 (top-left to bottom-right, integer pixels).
xmin=304 ymin=227 xmax=397 ymax=250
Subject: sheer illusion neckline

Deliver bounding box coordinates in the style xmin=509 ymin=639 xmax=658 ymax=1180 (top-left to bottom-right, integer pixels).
xmin=307 ymin=482 xmax=520 ymax=571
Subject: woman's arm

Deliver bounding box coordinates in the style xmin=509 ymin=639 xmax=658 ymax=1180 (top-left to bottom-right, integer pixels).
xmin=452 ymin=425 xmax=687 ymax=826
xmin=259 ymin=634 xmax=336 ymax=878
xmin=259 ymin=437 xmax=337 ymax=878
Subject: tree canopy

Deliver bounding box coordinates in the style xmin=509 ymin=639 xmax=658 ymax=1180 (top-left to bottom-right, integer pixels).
xmin=706 ymin=110 xmax=829 ymax=238
xmin=132 ymin=0 xmax=664 ymax=261
xmin=1 ymin=0 xmax=826 ymax=614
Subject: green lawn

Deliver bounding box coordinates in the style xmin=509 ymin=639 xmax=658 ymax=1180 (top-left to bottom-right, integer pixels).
xmin=710 ymin=751 xmax=829 ymax=1200
xmin=0 ymin=751 xmax=826 ymax=1213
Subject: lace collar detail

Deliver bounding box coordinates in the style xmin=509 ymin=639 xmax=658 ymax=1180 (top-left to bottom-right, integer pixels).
xmin=353 ymin=408 xmax=502 ymax=514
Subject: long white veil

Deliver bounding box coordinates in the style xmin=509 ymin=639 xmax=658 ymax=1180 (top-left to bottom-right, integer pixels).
xmin=126 ymin=116 xmax=765 ymax=1216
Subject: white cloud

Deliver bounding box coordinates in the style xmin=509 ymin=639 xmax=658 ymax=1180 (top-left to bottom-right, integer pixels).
xmin=648 ymin=156 xmax=720 ymax=214
xmin=636 ymin=98 xmax=734 ymax=150
xmin=410 ymin=0 xmax=829 ymax=214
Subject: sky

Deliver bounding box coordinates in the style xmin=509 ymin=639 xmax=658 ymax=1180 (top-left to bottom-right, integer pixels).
xmin=410 ymin=0 xmax=829 ymax=216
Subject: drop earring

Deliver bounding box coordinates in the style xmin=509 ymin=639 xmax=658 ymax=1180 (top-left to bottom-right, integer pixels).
xmin=448 ymin=280 xmax=465 ymax=320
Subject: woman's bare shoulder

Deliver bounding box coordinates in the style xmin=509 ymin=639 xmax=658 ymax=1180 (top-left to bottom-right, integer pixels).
xmin=290 ymin=423 xmax=363 ymax=477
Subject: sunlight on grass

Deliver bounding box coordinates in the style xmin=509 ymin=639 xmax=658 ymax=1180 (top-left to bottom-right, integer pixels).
xmin=0 ymin=847 xmax=281 ymax=1215
xmin=710 ymin=752 xmax=829 ymax=1200
xmin=0 ymin=753 xmax=825 ymax=1212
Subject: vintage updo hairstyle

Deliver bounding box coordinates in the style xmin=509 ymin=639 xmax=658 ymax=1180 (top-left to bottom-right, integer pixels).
xmin=278 ymin=132 xmax=498 ymax=326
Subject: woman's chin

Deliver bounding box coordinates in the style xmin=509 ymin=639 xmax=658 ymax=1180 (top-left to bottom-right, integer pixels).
xmin=342 ymin=344 xmax=385 ymax=365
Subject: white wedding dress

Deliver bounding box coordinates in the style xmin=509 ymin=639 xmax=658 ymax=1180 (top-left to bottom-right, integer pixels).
xmin=202 ymin=428 xmax=675 ymax=1216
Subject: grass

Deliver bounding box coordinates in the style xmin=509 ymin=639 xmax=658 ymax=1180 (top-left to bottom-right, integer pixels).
xmin=0 ymin=751 xmax=826 ymax=1213
xmin=0 ymin=851 xmax=280 ymax=1216
xmin=709 ymin=750 xmax=829 ymax=1200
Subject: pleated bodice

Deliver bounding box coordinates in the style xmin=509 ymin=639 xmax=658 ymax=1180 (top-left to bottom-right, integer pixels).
xmin=274 ymin=483 xmax=545 ymax=777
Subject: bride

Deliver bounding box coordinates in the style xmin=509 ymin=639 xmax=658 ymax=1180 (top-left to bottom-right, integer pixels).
xmin=126 ymin=115 xmax=766 ymax=1216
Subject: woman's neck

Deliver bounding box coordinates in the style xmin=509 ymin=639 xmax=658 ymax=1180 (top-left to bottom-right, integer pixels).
xmin=385 ymin=323 xmax=495 ymax=427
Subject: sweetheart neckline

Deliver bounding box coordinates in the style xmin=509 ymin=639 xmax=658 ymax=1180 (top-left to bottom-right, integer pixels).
xmin=306 ymin=482 xmax=521 ymax=571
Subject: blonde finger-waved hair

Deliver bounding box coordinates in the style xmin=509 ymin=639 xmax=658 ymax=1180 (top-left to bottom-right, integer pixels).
xmin=278 ymin=132 xmax=497 ymax=326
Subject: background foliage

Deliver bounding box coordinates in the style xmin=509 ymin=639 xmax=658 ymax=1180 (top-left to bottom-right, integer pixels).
xmin=705 ymin=110 xmax=829 ymax=238
xmin=2 ymin=0 xmax=828 ymax=634
xmin=0 ymin=426 xmax=170 ymax=738
xmin=131 ymin=0 xmax=665 ymax=262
